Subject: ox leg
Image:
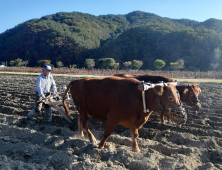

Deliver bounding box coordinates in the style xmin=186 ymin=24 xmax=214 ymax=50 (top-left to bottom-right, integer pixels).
xmin=80 ymin=113 xmax=97 ymax=143
xmin=78 ymin=115 xmax=84 ymax=138
xmin=131 ymin=129 xmax=140 ymax=152
xmin=99 ymin=120 xmax=117 ymax=149
xmin=161 ymin=115 xmax=165 ymax=123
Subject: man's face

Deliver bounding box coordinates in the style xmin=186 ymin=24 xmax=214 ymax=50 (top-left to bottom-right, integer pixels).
xmin=43 ymin=69 xmax=51 ymax=77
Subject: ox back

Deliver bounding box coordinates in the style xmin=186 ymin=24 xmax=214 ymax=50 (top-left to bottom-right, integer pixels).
xmin=113 ymin=74 xmax=174 ymax=84
xmin=69 ymin=77 xmax=144 ymax=123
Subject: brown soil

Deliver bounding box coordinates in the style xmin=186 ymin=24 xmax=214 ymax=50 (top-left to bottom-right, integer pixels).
xmin=0 ymin=74 xmax=221 ymax=170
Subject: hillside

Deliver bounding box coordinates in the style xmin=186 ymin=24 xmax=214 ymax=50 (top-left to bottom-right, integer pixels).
xmin=1 ymin=10 xmax=222 ymax=71
xmin=84 ymin=24 xmax=222 ymax=71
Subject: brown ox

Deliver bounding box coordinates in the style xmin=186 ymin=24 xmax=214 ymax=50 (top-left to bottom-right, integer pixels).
xmin=113 ymin=73 xmax=175 ymax=83
xmin=63 ymin=76 xmax=186 ymax=152
xmin=113 ymin=74 xmax=201 ymax=122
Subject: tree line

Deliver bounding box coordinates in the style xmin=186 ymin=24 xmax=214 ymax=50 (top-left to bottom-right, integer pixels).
xmin=1 ymin=11 xmax=222 ymax=71
xmin=9 ymin=57 xmax=185 ymax=71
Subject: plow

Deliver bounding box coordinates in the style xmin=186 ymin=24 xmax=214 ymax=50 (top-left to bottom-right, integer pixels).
xmin=27 ymin=86 xmax=75 ymax=123
xmin=46 ymin=85 xmax=74 ymax=123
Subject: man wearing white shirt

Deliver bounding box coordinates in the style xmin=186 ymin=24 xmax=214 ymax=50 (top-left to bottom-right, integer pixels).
xmin=25 ymin=65 xmax=57 ymax=123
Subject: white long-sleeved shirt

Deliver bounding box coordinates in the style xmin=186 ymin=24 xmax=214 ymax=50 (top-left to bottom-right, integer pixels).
xmin=34 ymin=73 xmax=57 ymax=98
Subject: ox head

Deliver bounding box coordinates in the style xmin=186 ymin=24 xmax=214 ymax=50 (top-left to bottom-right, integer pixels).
xmin=154 ymin=83 xmax=187 ymax=125
xmin=183 ymin=83 xmax=201 ymax=110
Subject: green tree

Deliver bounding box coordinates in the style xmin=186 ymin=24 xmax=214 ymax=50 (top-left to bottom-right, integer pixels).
xmin=69 ymin=64 xmax=77 ymax=69
xmin=21 ymin=60 xmax=29 ymax=67
xmin=56 ymin=61 xmax=64 ymax=68
xmin=38 ymin=60 xmax=51 ymax=67
xmin=170 ymin=59 xmax=184 ymax=70
xmin=10 ymin=58 xmax=22 ymax=67
xmin=97 ymin=58 xmax=115 ymax=69
xmin=84 ymin=58 xmax=95 ymax=69
xmin=177 ymin=59 xmax=184 ymax=69
xmin=9 ymin=60 xmax=15 ymax=66
xmin=132 ymin=60 xmax=143 ymax=69
xmin=154 ymin=59 xmax=166 ymax=70
xmin=113 ymin=63 xmax=119 ymax=70
xmin=170 ymin=62 xmax=180 ymax=70
xmin=211 ymin=47 xmax=221 ymax=70
xmin=123 ymin=61 xmax=132 ymax=69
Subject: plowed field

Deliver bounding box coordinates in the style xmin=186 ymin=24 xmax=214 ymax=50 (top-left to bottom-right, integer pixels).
xmin=0 ymin=74 xmax=221 ymax=170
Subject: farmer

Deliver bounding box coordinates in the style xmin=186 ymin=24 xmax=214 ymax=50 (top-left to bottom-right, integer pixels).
xmin=25 ymin=65 xmax=57 ymax=123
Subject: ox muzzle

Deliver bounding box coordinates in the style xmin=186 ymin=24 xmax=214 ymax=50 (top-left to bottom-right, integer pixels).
xmin=164 ymin=105 xmax=187 ymax=125
xmin=158 ymin=93 xmax=187 ymax=125
xmin=190 ymin=99 xmax=201 ymax=110
xmin=185 ymin=83 xmax=202 ymax=110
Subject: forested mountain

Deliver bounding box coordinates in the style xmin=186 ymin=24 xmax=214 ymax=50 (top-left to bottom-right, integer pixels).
xmin=82 ymin=24 xmax=222 ymax=71
xmin=1 ymin=10 xmax=222 ymax=71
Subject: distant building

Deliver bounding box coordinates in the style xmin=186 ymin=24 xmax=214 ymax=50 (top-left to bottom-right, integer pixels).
xmin=0 ymin=65 xmax=6 ymax=68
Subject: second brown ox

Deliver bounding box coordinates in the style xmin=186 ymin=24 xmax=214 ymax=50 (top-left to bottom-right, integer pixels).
xmin=113 ymin=73 xmax=201 ymax=122
xmin=63 ymin=76 xmax=186 ymax=152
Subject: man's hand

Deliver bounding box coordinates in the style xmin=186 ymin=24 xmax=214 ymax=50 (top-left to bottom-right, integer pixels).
xmin=43 ymin=97 xmax=48 ymax=102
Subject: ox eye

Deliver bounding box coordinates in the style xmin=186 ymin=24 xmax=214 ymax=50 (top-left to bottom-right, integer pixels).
xmin=168 ymin=96 xmax=174 ymax=101
xmin=190 ymin=92 xmax=194 ymax=96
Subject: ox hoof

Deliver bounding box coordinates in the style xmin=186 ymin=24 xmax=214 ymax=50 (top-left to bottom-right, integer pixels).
xmin=133 ymin=148 xmax=141 ymax=152
xmin=92 ymin=140 xmax=97 ymax=144
xmin=160 ymin=120 xmax=165 ymax=124
xmin=98 ymin=144 xmax=105 ymax=149
xmin=79 ymin=134 xmax=85 ymax=139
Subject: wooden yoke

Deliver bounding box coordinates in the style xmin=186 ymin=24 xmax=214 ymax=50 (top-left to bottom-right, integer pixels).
xmin=138 ymin=81 xmax=151 ymax=113
xmin=138 ymin=81 xmax=178 ymax=113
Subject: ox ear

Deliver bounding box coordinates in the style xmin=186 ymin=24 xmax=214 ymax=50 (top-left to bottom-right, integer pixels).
xmin=154 ymin=85 xmax=164 ymax=96
xmin=197 ymin=87 xmax=201 ymax=94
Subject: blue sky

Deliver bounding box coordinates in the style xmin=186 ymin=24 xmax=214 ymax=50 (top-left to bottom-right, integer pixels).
xmin=1 ymin=0 xmax=222 ymax=34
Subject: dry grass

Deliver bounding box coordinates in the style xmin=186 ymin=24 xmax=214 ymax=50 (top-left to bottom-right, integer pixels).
xmin=1 ymin=67 xmax=222 ymax=82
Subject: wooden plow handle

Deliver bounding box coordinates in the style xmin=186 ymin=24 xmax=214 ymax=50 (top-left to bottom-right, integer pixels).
xmin=42 ymin=96 xmax=73 ymax=123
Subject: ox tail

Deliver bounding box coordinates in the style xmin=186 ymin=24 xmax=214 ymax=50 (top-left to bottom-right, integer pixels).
xmin=63 ymin=81 xmax=74 ymax=116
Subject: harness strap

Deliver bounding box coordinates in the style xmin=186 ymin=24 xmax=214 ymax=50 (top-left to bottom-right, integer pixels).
xmin=139 ymin=82 xmax=186 ymax=124
xmin=142 ymin=91 xmax=149 ymax=113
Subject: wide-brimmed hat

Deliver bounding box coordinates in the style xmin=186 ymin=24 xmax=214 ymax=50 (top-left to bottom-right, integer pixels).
xmin=43 ymin=65 xmax=52 ymax=71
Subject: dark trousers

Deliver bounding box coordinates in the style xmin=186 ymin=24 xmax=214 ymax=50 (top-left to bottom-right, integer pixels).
xmin=35 ymin=92 xmax=51 ymax=113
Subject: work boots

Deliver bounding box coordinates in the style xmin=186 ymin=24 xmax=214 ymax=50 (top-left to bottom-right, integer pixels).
xmin=25 ymin=107 xmax=52 ymax=123
xmin=25 ymin=108 xmax=38 ymax=123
